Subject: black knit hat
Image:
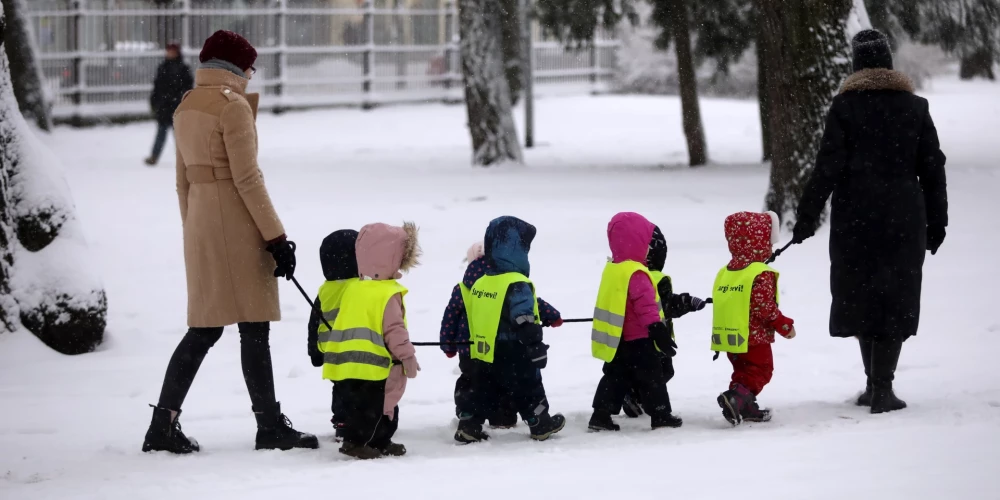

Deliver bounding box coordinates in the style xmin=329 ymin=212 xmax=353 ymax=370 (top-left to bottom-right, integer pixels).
xmin=319 ymin=230 xmax=359 ymax=281
xmin=852 ymin=29 xmax=893 ymax=72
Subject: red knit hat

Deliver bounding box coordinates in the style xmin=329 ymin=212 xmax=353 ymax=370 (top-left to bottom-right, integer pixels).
xmin=199 ymin=30 xmax=257 ymax=72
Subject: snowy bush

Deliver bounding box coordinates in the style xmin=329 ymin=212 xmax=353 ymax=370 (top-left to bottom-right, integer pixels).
xmin=0 ymin=4 xmax=107 ymax=354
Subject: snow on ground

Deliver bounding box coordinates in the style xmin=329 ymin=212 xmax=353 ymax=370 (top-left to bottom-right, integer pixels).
xmin=2 ymin=76 xmax=1000 ymax=499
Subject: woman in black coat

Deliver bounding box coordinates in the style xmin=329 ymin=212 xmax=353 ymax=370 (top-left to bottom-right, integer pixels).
xmin=793 ymin=30 xmax=948 ymax=414
xmin=145 ymin=43 xmax=193 ymax=166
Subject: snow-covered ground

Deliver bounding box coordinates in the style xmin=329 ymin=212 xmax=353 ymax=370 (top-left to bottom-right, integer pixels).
xmin=2 ymin=76 xmax=1000 ymax=499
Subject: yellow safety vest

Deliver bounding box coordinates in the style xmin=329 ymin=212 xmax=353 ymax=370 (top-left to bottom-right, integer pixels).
xmin=592 ymin=261 xmax=665 ymax=363
xmin=314 ymin=278 xmax=359 ymax=341
xmin=319 ymin=279 xmax=407 ymax=382
xmin=711 ymin=262 xmax=779 ymax=354
xmin=461 ymin=273 xmax=540 ymax=364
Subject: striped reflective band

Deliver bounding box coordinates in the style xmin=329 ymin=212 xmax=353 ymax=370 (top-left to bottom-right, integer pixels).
xmin=317 ymin=327 xmax=386 ymax=348
xmin=593 ymin=308 xmax=625 ymax=328
xmin=712 ymin=334 xmax=721 ymax=345
xmin=712 ymin=333 xmax=744 ymax=347
xmin=322 ymin=308 xmax=340 ymax=324
xmin=591 ymin=329 xmax=621 ymax=350
xmin=322 ymin=350 xmax=392 ymax=368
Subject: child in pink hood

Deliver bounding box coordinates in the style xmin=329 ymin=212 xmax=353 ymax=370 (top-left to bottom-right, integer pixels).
xmin=331 ymin=222 xmax=421 ymax=460
xmin=589 ymin=212 xmax=676 ymax=432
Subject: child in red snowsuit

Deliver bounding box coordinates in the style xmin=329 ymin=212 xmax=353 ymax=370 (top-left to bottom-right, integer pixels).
xmin=715 ymin=211 xmax=796 ymax=425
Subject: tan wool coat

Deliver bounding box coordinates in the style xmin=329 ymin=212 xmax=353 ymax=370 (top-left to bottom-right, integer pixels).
xmin=174 ymin=68 xmax=285 ymax=328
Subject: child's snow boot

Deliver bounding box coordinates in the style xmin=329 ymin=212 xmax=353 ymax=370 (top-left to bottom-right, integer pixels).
xmin=717 ymin=384 xmax=752 ymax=426
xmin=380 ymin=442 xmax=407 ymax=457
xmin=651 ymin=413 xmax=683 ymax=429
xmin=142 ymin=405 xmax=200 ymax=454
xmin=340 ymin=441 xmax=384 ymax=460
xmin=870 ymin=339 xmax=907 ymax=414
xmin=253 ymin=403 xmax=320 ymax=451
xmin=528 ymin=413 xmax=567 ymax=441
xmin=588 ymin=410 xmax=621 ymax=432
xmin=332 ymin=418 xmax=346 ymax=442
xmin=741 ymin=398 xmax=772 ymax=423
xmin=455 ymin=418 xmax=490 ymax=444
xmin=622 ymin=390 xmax=644 ymax=418
xmin=856 ymin=337 xmax=874 ymax=406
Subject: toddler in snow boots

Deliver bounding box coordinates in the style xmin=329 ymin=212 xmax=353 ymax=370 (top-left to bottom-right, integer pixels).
xmin=711 ymin=212 xmax=796 ymax=426
xmin=588 ymin=212 xmax=679 ymax=433
xmin=307 ymin=229 xmax=361 ymax=442
xmin=321 ymin=222 xmax=422 ymax=459
xmin=454 ymin=216 xmax=567 ymax=443
xmin=618 ymin=224 xmax=707 ymax=428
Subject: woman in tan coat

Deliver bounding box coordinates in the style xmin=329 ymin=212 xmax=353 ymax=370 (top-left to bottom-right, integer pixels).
xmin=142 ymin=30 xmax=317 ymax=454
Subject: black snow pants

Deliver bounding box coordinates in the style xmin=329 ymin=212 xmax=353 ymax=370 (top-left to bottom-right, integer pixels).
xmin=455 ymin=352 xmax=524 ymax=426
xmin=334 ymin=379 xmax=398 ymax=449
xmin=593 ymin=338 xmax=670 ymax=418
xmin=468 ymin=341 xmax=549 ymax=424
xmin=156 ymin=322 xmax=279 ymax=413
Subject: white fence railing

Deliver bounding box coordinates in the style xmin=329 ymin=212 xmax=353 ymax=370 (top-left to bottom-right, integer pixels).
xmin=27 ymin=0 xmax=620 ymax=121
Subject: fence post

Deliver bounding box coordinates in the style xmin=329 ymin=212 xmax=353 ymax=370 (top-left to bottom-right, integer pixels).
xmin=442 ymin=1 xmax=453 ymax=91
xmin=362 ymin=0 xmax=374 ymax=108
xmin=275 ymin=0 xmax=286 ymax=101
xmin=589 ymin=39 xmax=597 ymax=87
xmin=180 ymin=0 xmax=190 ymax=52
xmin=392 ymin=0 xmax=405 ymax=90
xmin=521 ymin=0 xmax=534 ymax=148
xmin=72 ymin=0 xmax=85 ymax=120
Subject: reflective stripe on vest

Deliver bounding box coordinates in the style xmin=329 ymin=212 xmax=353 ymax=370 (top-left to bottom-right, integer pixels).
xmin=315 ymin=278 xmax=358 ymax=350
xmin=592 ymin=261 xmax=665 ymax=362
xmin=320 ymin=279 xmax=407 ymax=382
xmin=710 ymin=262 xmax=779 ymax=354
xmin=464 ymin=273 xmax=540 ymax=364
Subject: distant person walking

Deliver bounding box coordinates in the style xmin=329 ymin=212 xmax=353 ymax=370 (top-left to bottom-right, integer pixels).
xmin=142 ymin=30 xmax=317 ymax=454
xmin=793 ymin=29 xmax=948 ymax=415
xmin=145 ymin=42 xmax=192 ymax=166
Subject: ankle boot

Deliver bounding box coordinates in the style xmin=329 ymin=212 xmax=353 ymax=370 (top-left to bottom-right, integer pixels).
xmin=253 ymin=402 xmax=320 ymax=450
xmin=717 ymin=384 xmax=752 ymax=426
xmin=527 ymin=412 xmax=566 ymax=441
xmin=455 ymin=418 xmax=490 ymax=444
xmin=856 ymin=337 xmax=874 ymax=406
xmin=870 ymin=339 xmax=907 ymax=414
xmin=588 ymin=410 xmax=621 ymax=432
xmin=142 ymin=405 xmax=200 ymax=454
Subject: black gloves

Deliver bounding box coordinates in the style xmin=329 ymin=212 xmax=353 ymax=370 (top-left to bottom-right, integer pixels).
xmin=309 ymin=350 xmax=323 ymax=368
xmin=678 ymin=293 xmax=706 ymax=313
xmin=649 ymin=321 xmax=677 ymax=357
xmin=516 ymin=321 xmax=544 ymax=346
xmin=791 ymin=218 xmax=816 ymax=244
xmin=927 ymin=225 xmax=946 ymax=255
xmin=525 ymin=342 xmax=549 ymax=369
xmin=266 ymin=238 xmax=296 ymax=280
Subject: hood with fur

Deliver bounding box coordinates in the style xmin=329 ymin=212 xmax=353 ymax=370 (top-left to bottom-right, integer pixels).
xmin=724 ymin=211 xmax=779 ymax=269
xmin=840 ymin=68 xmax=915 ymax=94
xmin=608 ymin=212 xmax=655 ymax=265
xmin=355 ymin=222 xmax=421 ymax=280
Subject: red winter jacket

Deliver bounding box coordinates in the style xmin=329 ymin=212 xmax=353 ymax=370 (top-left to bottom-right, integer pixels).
xmin=724 ymin=212 xmax=794 ymax=346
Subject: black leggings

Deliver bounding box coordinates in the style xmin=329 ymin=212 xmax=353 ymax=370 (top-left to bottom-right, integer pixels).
xmin=156 ymin=322 xmax=278 ymax=414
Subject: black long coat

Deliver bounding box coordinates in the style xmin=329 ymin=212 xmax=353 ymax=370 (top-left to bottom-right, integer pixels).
xmin=150 ymin=59 xmax=193 ymax=124
xmin=797 ymin=68 xmax=948 ymax=341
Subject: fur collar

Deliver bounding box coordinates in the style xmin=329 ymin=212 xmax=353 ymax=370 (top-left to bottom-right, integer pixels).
xmin=839 ymin=68 xmax=915 ymax=94
xmin=399 ymin=221 xmax=421 ymax=272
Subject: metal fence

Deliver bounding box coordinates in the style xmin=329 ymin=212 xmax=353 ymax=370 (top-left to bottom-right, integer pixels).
xmin=26 ymin=0 xmax=620 ymax=120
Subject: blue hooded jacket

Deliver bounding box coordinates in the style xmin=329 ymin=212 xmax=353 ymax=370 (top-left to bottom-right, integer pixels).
xmin=484 ymin=216 xmax=538 ymax=328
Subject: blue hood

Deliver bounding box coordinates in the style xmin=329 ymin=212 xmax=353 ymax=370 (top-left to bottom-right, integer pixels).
xmin=484 ymin=216 xmax=535 ymax=277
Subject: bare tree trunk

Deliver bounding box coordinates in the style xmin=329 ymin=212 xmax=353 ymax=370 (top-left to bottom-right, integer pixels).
xmin=458 ymin=0 xmax=523 ymax=166
xmin=1 ymin=0 xmax=50 ymax=132
xmin=757 ymin=0 xmax=852 ymax=226
xmin=498 ymin=0 xmax=523 ymax=105
xmin=0 ymin=5 xmax=19 ymax=332
xmin=667 ymin=0 xmax=707 ymax=166
xmin=960 ymin=48 xmax=997 ymax=80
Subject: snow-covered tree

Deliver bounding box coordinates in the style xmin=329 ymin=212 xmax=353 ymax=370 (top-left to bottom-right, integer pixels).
xmin=458 ymin=0 xmax=523 ymax=166
xmin=757 ymin=0 xmax=853 ymax=226
xmin=918 ymin=0 xmax=1000 ymax=80
xmin=0 ymin=5 xmax=107 ymax=354
xmin=1 ymin=0 xmax=50 ymax=132
xmin=498 ymin=0 xmax=523 ymax=105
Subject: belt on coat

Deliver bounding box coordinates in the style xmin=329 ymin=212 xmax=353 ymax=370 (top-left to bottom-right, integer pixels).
xmin=186 ymin=165 xmax=233 ymax=183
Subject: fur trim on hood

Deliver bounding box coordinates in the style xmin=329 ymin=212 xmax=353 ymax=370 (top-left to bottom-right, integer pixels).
xmin=465 ymin=241 xmax=485 ymax=263
xmin=399 ymin=221 xmax=421 ymax=272
xmin=839 ymin=68 xmax=915 ymax=94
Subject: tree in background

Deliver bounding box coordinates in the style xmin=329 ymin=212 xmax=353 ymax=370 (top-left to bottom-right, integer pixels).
xmin=0 ymin=4 xmax=108 ymax=354
xmin=458 ymin=0 xmax=523 ymax=166
xmin=918 ymin=0 xmax=999 ymax=80
xmin=498 ymin=0 xmax=524 ymax=105
xmin=536 ymin=0 xmax=708 ymax=166
xmin=1 ymin=0 xmax=50 ymax=131
xmin=757 ymin=0 xmax=853 ymax=225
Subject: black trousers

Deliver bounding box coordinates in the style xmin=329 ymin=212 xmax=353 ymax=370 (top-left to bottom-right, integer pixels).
xmin=334 ymin=379 xmax=398 ymax=449
xmin=593 ymin=338 xmax=670 ymax=418
xmin=331 ymin=383 xmax=346 ymax=425
xmin=156 ymin=322 xmax=278 ymax=414
xmin=149 ymin=121 xmax=172 ymax=161
xmin=468 ymin=341 xmax=549 ymax=424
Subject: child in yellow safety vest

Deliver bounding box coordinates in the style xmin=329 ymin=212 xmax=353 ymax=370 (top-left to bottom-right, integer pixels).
xmin=319 ymin=222 xmax=422 ymax=460
xmin=307 ymin=229 xmax=360 ymax=442
xmin=713 ymin=211 xmax=796 ymax=426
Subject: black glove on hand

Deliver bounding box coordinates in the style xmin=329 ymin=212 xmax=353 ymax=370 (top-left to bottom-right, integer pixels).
xmin=525 ymin=342 xmax=549 ymax=369
xmin=791 ymin=218 xmax=816 ymax=244
xmin=516 ymin=321 xmax=544 ymax=346
xmin=679 ymin=293 xmax=706 ymax=313
xmin=266 ymin=239 xmax=296 ymax=280
xmin=927 ymin=225 xmax=946 ymax=255
xmin=648 ymin=321 xmax=677 ymax=357
xmin=309 ymin=351 xmax=324 ymax=368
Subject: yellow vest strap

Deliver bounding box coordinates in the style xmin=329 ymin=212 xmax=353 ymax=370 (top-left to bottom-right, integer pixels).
xmin=322 ymin=350 xmax=392 ymax=369
xmin=317 ymin=327 xmax=386 ymax=347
